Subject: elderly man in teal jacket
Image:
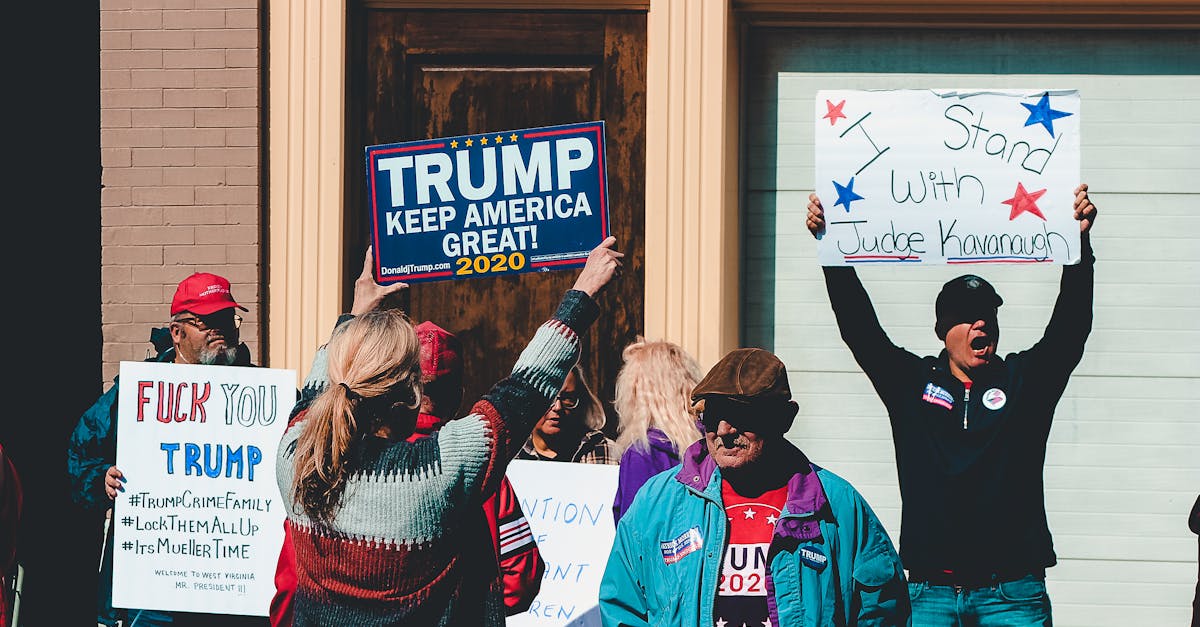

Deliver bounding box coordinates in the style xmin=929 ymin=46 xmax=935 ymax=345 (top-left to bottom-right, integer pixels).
xmin=599 ymin=348 xmax=910 ymax=627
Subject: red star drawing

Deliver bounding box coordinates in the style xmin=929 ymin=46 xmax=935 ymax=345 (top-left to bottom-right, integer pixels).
xmin=1001 ymin=182 xmax=1048 ymax=221
xmin=823 ymin=99 xmax=847 ymax=126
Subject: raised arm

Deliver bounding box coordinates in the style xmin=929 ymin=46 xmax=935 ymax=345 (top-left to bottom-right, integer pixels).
xmin=479 ymin=236 xmax=622 ymax=463
xmin=289 ymin=246 xmax=412 ymax=417
xmin=807 ymin=194 xmax=916 ymax=388
xmin=1023 ymin=184 xmax=1098 ymax=380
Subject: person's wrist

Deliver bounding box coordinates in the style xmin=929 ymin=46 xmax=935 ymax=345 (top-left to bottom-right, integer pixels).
xmin=571 ymin=281 xmax=598 ymax=297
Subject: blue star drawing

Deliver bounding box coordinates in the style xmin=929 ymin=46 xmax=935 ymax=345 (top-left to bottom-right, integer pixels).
xmin=1020 ymin=92 xmax=1073 ymax=137
xmin=832 ymin=177 xmax=865 ymax=213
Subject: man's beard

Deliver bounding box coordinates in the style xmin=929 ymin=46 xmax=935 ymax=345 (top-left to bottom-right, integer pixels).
xmin=198 ymin=344 xmax=238 ymax=366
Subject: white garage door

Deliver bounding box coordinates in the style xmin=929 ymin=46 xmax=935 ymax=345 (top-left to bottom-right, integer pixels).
xmin=742 ymin=28 xmax=1200 ymax=626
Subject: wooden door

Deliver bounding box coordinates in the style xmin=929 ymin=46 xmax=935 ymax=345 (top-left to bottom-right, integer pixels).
xmin=350 ymin=9 xmax=646 ymax=430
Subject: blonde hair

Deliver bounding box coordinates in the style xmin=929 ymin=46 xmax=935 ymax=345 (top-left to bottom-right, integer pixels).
xmin=291 ymin=309 xmax=422 ymax=523
xmin=614 ymin=337 xmax=704 ymax=457
xmin=570 ymin=365 xmax=607 ymax=431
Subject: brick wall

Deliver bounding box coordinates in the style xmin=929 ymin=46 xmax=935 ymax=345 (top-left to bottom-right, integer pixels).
xmin=100 ymin=0 xmax=261 ymax=387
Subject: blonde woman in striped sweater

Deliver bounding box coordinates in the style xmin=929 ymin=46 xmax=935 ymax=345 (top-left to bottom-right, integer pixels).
xmin=276 ymin=238 xmax=621 ymax=627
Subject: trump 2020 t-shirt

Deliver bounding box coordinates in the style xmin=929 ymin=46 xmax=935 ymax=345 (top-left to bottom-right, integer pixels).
xmin=714 ymin=481 xmax=786 ymax=627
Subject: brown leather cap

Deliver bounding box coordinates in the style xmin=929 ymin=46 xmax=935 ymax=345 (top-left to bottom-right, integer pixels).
xmin=691 ymin=348 xmax=791 ymax=406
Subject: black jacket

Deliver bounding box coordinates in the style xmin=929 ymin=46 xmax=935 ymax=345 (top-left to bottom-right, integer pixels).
xmin=822 ymin=240 xmax=1094 ymax=576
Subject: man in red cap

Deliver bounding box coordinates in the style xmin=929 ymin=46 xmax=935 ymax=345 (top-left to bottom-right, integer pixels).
xmin=68 ymin=272 xmax=264 ymax=627
xmin=269 ymin=252 xmax=544 ymax=626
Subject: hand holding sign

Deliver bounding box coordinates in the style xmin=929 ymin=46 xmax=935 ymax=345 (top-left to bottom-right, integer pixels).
xmin=104 ymin=465 xmax=126 ymax=500
xmin=1073 ymin=183 xmax=1097 ymax=235
xmin=810 ymin=184 xmax=1098 ymax=242
xmin=806 ymin=193 xmax=826 ymax=239
xmin=571 ymin=236 xmax=623 ymax=298
xmin=352 ymin=245 xmax=410 ymax=315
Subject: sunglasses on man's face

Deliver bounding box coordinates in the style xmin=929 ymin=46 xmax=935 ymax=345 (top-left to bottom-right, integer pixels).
xmin=699 ymin=404 xmax=757 ymax=433
xmin=175 ymin=313 xmax=242 ymax=332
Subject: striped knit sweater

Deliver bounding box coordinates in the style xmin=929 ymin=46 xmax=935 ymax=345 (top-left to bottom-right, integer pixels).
xmin=276 ymin=290 xmax=598 ymax=626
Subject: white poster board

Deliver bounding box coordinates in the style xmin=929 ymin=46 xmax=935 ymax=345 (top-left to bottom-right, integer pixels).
xmin=814 ymin=89 xmax=1081 ymax=266
xmin=505 ymin=460 xmax=618 ymax=627
xmin=112 ymin=361 xmax=294 ymax=616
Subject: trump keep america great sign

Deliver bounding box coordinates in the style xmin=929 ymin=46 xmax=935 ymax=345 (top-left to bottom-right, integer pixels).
xmin=365 ymin=121 xmax=611 ymax=284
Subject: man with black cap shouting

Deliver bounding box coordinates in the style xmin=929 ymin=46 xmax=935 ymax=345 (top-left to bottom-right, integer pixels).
xmin=805 ymin=184 xmax=1098 ymax=626
xmin=599 ymin=347 xmax=910 ymax=627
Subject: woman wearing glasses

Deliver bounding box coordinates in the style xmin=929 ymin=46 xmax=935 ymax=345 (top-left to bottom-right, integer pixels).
xmin=516 ymin=364 xmax=618 ymax=464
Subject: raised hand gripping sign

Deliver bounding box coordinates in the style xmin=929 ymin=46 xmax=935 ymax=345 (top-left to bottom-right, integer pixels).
xmin=814 ymin=89 xmax=1081 ymax=266
xmin=366 ymin=121 xmax=611 ymax=284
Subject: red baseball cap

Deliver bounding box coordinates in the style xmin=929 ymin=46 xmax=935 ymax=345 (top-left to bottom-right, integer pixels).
xmin=170 ymin=272 xmax=248 ymax=316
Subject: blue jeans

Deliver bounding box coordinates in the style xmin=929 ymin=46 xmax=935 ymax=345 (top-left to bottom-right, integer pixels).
xmin=908 ymin=574 xmax=1052 ymax=626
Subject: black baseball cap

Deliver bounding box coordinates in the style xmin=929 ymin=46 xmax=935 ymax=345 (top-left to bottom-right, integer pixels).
xmin=934 ymin=274 xmax=1002 ymax=339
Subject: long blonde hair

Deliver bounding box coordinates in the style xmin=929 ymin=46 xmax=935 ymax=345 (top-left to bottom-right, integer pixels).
xmin=290 ymin=309 xmax=422 ymax=523
xmin=570 ymin=365 xmax=607 ymax=431
xmin=614 ymin=337 xmax=703 ymax=456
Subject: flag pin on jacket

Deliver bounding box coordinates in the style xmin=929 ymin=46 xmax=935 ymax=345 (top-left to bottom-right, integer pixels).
xmin=982 ymin=388 xmax=1007 ymax=410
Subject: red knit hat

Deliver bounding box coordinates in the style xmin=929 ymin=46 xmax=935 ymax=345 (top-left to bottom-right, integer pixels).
xmin=416 ymin=321 xmax=463 ymax=384
xmin=170 ymin=272 xmax=248 ymax=316
xmin=412 ymin=321 xmax=464 ymax=435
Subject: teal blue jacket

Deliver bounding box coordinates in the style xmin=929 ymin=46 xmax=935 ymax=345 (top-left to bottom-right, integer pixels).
xmin=599 ymin=440 xmax=910 ymax=626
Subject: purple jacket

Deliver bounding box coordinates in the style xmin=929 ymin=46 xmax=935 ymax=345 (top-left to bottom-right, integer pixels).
xmin=613 ymin=426 xmax=699 ymax=523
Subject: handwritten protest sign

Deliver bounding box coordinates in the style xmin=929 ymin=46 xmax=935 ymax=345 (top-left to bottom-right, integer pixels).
xmin=365 ymin=121 xmax=610 ymax=284
xmin=112 ymin=361 xmax=293 ymax=616
xmin=505 ymin=460 xmax=618 ymax=627
xmin=814 ymin=89 xmax=1081 ymax=265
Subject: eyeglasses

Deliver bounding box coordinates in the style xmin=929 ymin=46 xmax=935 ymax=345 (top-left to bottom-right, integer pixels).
xmin=175 ymin=314 xmax=242 ymax=331
xmin=554 ymin=394 xmax=580 ymax=410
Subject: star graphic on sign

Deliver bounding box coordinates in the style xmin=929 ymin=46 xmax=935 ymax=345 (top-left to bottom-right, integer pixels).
xmin=832 ymin=177 xmax=865 ymax=213
xmin=465 ymin=138 xmax=474 ymax=147
xmin=766 ymin=514 xmax=778 ymax=525
xmin=495 ymin=135 xmax=504 ymax=143
xmin=743 ymin=508 xmax=757 ymax=520
xmin=450 ymin=140 xmax=458 ymax=149
xmin=480 ymin=136 xmax=489 ymax=145
xmin=1020 ymin=92 xmax=1073 ymax=137
xmin=715 ymin=619 xmax=728 ymax=627
xmin=822 ymin=99 xmax=847 ymax=126
xmin=1001 ymin=182 xmax=1048 ymax=221
xmin=510 ymin=133 xmax=519 ymax=142
xmin=763 ymin=621 xmax=772 ymax=627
